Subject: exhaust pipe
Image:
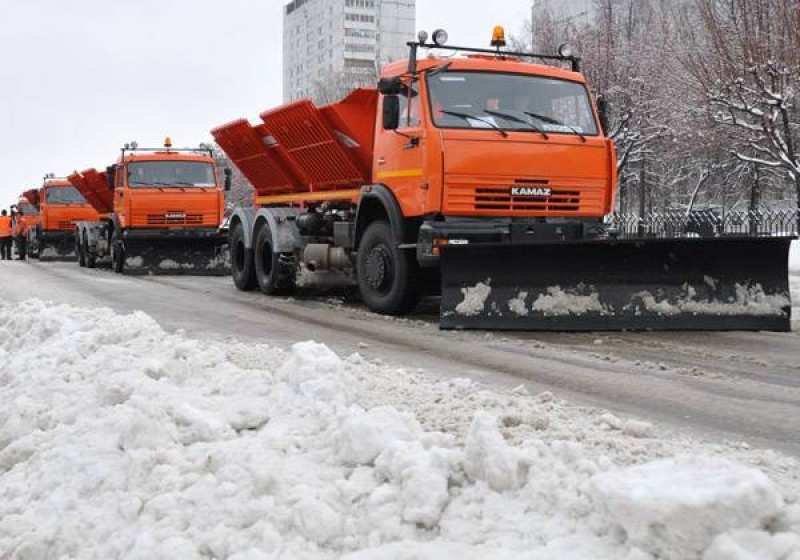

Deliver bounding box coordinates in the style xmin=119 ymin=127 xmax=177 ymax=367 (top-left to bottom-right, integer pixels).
xmin=303 ymin=243 xmax=352 ymax=271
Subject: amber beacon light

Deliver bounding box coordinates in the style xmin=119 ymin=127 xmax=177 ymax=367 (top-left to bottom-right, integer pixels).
xmin=491 ymin=26 xmax=506 ymax=47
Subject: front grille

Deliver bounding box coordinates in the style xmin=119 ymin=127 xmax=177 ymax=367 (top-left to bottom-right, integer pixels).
xmin=58 ymin=220 xmax=73 ymax=229
xmin=475 ymin=179 xmax=580 ymax=211
xmin=146 ymin=214 xmax=204 ymax=225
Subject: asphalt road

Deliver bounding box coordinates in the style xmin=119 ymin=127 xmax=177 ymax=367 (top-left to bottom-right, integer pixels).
xmin=2 ymin=259 xmax=799 ymax=456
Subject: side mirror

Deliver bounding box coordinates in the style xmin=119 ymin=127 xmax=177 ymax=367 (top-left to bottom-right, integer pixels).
xmin=377 ymin=77 xmax=404 ymax=95
xmin=106 ymin=165 xmax=116 ymax=190
xmin=383 ymin=95 xmax=400 ymax=130
xmin=223 ymin=168 xmax=232 ymax=192
xmin=596 ymin=96 xmax=610 ymax=136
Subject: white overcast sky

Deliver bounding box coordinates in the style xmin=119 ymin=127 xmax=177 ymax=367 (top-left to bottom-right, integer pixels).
xmin=0 ymin=0 xmax=532 ymax=206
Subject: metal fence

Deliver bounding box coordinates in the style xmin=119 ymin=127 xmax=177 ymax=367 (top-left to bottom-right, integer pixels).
xmin=608 ymin=209 xmax=799 ymax=239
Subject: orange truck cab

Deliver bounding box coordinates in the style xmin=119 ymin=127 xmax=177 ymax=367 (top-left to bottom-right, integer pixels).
xmin=69 ymin=140 xmax=229 ymax=274
xmin=213 ymin=28 xmax=792 ymax=331
xmin=26 ymin=177 xmax=99 ymax=260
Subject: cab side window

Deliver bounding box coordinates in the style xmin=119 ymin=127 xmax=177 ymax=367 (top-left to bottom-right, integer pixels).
xmin=397 ymin=85 xmax=421 ymax=129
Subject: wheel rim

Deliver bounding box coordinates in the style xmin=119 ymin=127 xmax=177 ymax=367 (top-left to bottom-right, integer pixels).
xmin=364 ymin=244 xmax=393 ymax=294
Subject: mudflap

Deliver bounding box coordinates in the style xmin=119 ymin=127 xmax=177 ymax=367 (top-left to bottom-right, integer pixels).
xmin=440 ymin=237 xmax=794 ymax=331
xmin=122 ymin=238 xmax=230 ymax=276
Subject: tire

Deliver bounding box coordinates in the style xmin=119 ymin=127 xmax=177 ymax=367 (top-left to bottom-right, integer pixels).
xmin=356 ymin=220 xmax=421 ymax=314
xmin=84 ymin=231 xmax=96 ymax=268
xmin=253 ymin=223 xmax=295 ymax=295
xmin=111 ymin=239 xmax=125 ymax=273
xmin=76 ymin=230 xmax=86 ymax=267
xmin=230 ymin=222 xmax=256 ymax=291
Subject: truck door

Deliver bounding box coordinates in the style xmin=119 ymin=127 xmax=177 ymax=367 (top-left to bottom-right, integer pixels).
xmin=115 ymin=164 xmax=127 ymax=228
xmin=374 ymin=84 xmax=428 ymax=217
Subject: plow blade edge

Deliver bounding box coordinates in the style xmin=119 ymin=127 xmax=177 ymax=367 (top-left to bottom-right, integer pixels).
xmin=440 ymin=237 xmax=793 ymax=331
xmin=122 ymin=238 xmax=230 ymax=276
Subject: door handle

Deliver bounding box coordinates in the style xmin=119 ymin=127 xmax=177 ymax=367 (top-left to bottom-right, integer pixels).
xmin=377 ymin=157 xmax=386 ymax=165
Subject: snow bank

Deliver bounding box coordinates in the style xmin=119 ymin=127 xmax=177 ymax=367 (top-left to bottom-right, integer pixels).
xmin=590 ymin=455 xmax=784 ymax=559
xmin=1 ymin=299 xmax=798 ymax=559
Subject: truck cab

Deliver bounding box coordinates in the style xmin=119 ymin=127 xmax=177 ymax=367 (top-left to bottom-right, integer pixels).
xmin=374 ymin=53 xmax=616 ymax=262
xmin=109 ymin=149 xmax=225 ymax=233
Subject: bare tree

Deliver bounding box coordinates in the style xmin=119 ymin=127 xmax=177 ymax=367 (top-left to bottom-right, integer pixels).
xmin=679 ymin=0 xmax=800 ymax=223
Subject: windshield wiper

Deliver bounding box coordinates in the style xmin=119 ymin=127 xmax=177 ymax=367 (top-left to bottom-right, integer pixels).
xmin=484 ymin=109 xmax=549 ymax=140
xmin=524 ymin=111 xmax=587 ymax=142
xmin=439 ymin=109 xmax=508 ymax=137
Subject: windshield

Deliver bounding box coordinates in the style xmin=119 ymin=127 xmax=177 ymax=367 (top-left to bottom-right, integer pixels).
xmin=128 ymin=161 xmax=217 ymax=188
xmin=17 ymin=203 xmax=36 ymax=215
xmin=427 ymin=71 xmax=599 ymax=136
xmin=45 ymin=186 xmax=86 ymax=204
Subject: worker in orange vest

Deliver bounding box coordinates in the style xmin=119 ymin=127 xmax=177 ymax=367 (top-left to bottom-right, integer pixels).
xmin=0 ymin=209 xmax=12 ymax=260
xmin=12 ymin=208 xmax=27 ymax=260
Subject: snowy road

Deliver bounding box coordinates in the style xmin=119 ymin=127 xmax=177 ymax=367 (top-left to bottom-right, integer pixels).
xmin=2 ymin=257 xmax=799 ymax=457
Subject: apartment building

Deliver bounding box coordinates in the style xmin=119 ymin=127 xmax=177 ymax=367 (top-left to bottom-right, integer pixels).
xmin=283 ymin=0 xmax=415 ymax=102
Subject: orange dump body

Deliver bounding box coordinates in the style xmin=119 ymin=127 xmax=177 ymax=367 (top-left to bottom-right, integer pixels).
xmin=68 ymin=169 xmax=113 ymax=214
xmin=39 ymin=179 xmax=100 ymax=231
xmin=212 ymin=88 xmax=377 ymax=201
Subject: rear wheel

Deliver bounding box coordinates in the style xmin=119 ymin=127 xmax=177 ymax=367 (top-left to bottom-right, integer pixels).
xmin=231 ymin=223 xmax=256 ymax=291
xmin=356 ymin=220 xmax=421 ymax=314
xmin=76 ymin=230 xmax=86 ymax=267
xmin=84 ymin=231 xmax=96 ymax=268
xmin=254 ymin=223 xmax=295 ymax=295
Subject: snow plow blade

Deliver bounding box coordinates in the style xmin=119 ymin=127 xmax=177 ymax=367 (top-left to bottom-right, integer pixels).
xmin=121 ymin=238 xmax=229 ymax=276
xmin=440 ymin=237 xmax=793 ymax=331
xmin=38 ymin=237 xmax=77 ymax=262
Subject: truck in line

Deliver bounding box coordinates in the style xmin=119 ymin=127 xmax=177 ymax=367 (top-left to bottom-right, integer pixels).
xmin=68 ymin=139 xmax=230 ymax=274
xmin=23 ymin=176 xmax=100 ymax=260
xmin=206 ymin=27 xmax=790 ymax=330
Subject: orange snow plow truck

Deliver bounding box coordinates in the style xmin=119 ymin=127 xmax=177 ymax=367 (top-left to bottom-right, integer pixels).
xmin=212 ymin=28 xmax=793 ymax=331
xmin=23 ymin=176 xmax=100 ymax=260
xmin=68 ymin=140 xmax=230 ymax=275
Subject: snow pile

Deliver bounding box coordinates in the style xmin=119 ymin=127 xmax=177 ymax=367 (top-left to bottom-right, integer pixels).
xmin=1 ymin=299 xmax=799 ymax=559
xmin=454 ymin=281 xmax=491 ymax=316
xmin=590 ymin=455 xmax=784 ymax=559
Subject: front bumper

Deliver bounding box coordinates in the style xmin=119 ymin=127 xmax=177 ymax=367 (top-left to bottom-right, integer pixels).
xmin=122 ymin=227 xmax=226 ymax=242
xmin=416 ymin=218 xmax=607 ymax=266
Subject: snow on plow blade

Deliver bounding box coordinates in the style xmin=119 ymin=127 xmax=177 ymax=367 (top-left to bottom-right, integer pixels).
xmin=440 ymin=237 xmax=793 ymax=331
xmin=122 ymin=238 xmax=230 ymax=276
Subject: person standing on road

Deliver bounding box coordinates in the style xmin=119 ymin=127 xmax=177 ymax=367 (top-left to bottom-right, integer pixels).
xmin=0 ymin=209 xmax=12 ymax=260
xmin=12 ymin=208 xmax=27 ymax=260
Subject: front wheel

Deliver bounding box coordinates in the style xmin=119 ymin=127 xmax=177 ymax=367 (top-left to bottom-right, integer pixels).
xmin=356 ymin=220 xmax=421 ymax=314
xmin=111 ymin=239 xmax=125 ymax=273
